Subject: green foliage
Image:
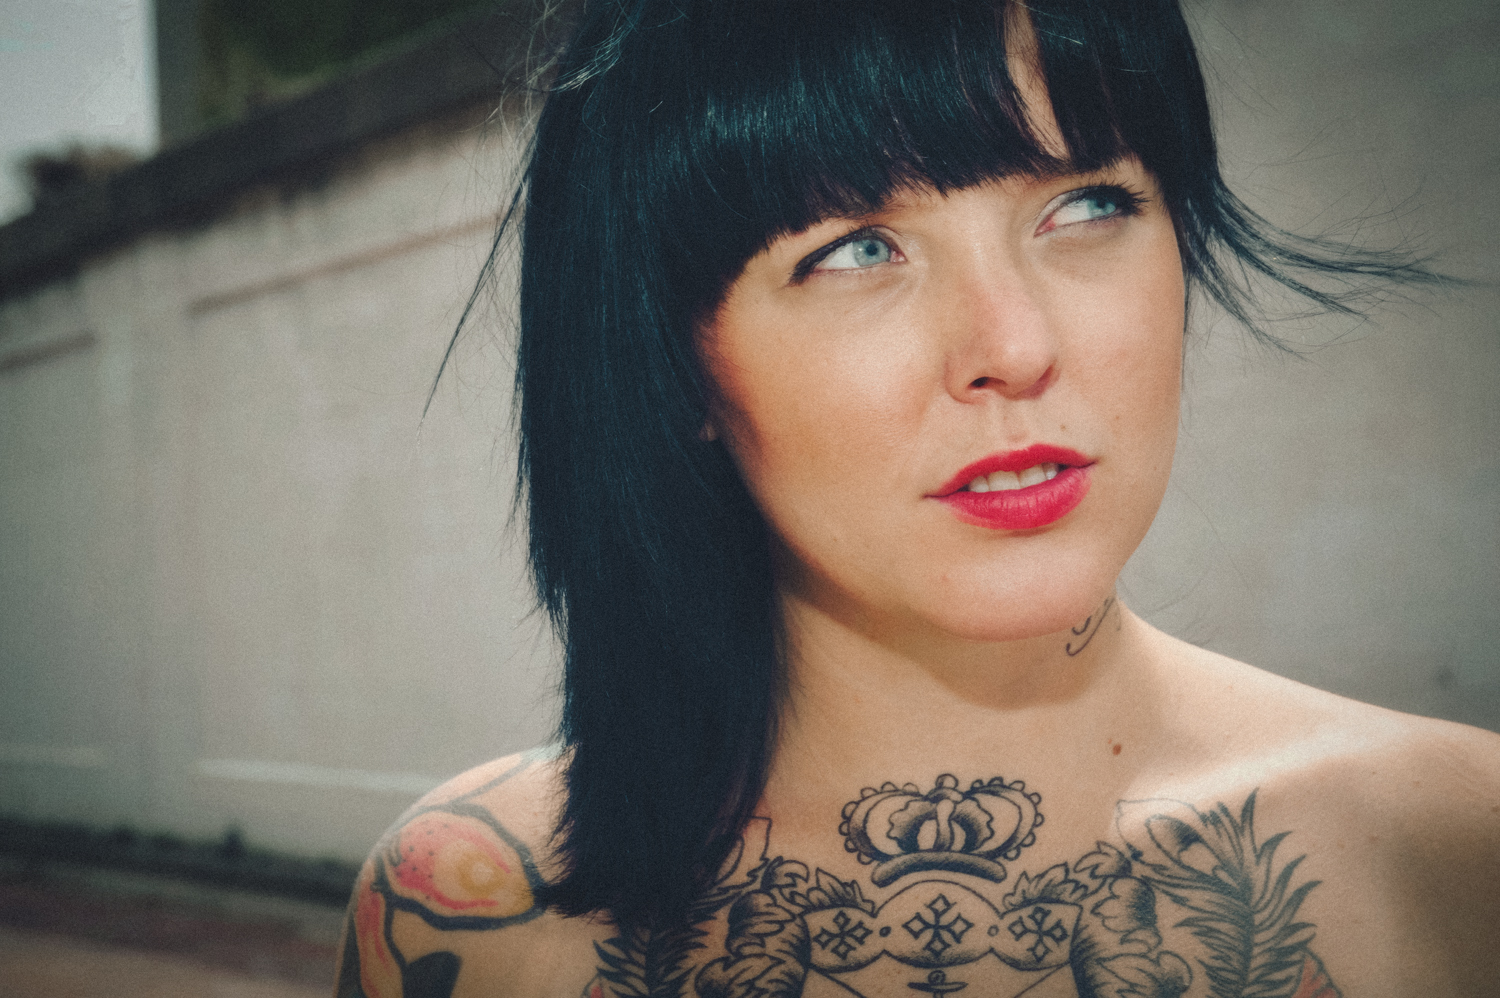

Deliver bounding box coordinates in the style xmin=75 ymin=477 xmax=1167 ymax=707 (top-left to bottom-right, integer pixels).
xmin=191 ymin=0 xmax=501 ymax=130
xmin=208 ymin=0 xmax=494 ymax=76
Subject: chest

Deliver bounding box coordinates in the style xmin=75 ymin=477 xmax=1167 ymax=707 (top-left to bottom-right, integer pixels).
xmin=564 ymin=784 xmax=1359 ymax=998
xmin=402 ymin=770 xmax=1420 ymax=998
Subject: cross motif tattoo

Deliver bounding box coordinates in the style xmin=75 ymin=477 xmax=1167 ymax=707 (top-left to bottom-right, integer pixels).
xmin=813 ymin=910 xmax=873 ymax=960
xmin=1007 ymin=905 xmax=1070 ymax=962
xmin=903 ymin=894 xmax=974 ymax=958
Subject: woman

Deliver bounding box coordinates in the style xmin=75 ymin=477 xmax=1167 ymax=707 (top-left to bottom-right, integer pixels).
xmin=336 ymin=2 xmax=1500 ymax=996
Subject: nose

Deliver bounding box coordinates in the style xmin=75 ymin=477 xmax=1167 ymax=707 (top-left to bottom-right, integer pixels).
xmin=942 ymin=264 xmax=1059 ymax=403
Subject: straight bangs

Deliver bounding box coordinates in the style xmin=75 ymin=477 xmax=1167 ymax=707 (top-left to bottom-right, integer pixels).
xmin=557 ymin=0 xmax=1205 ymax=321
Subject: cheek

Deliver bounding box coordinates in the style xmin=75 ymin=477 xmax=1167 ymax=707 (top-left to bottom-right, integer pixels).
xmin=1084 ymin=234 xmax=1184 ymax=406
xmin=1088 ymin=253 xmax=1185 ymax=488
xmin=1135 ymin=263 xmax=1186 ymax=423
xmin=1104 ymin=295 xmax=1182 ymax=419
xmin=706 ymin=339 xmax=819 ymax=528
xmin=708 ymin=321 xmax=926 ymax=505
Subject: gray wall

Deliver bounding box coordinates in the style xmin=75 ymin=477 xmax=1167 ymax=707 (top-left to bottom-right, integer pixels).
xmin=0 ymin=0 xmax=1495 ymax=863
xmin=1124 ymin=0 xmax=1500 ymax=729
xmin=0 ymin=112 xmax=557 ymax=860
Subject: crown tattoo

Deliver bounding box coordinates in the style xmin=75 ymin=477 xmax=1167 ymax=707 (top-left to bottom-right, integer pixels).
xmin=839 ymin=774 xmax=1043 ymax=887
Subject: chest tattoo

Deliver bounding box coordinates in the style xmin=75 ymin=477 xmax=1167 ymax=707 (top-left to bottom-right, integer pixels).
xmin=335 ymin=764 xmax=1339 ymax=998
xmin=587 ymin=776 xmax=1337 ymax=998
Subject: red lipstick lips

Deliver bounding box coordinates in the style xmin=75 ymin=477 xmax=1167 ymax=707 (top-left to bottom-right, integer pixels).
xmin=931 ymin=444 xmax=1093 ymax=531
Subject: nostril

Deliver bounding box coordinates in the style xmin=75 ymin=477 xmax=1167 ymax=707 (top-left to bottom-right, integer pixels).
xmin=970 ymin=376 xmax=991 ymax=389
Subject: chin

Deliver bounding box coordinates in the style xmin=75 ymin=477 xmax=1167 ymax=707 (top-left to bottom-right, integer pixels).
xmin=911 ymin=548 xmax=1126 ymax=645
xmin=926 ymin=589 xmax=1113 ymax=645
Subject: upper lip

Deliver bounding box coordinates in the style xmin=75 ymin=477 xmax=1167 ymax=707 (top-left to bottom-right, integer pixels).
xmin=930 ymin=444 xmax=1095 ymax=497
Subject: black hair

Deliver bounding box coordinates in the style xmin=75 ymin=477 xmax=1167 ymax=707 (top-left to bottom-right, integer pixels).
xmin=470 ymin=0 xmax=1437 ymax=925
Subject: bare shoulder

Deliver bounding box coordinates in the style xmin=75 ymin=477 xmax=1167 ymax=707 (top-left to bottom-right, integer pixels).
xmin=1152 ymin=632 xmax=1500 ymax=994
xmin=334 ymin=746 xmax=606 ymax=998
xmin=1276 ymin=699 xmax=1500 ymax=996
xmin=1148 ymin=626 xmax=1500 ymax=787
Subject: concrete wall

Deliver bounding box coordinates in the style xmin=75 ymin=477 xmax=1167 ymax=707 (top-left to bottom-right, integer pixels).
xmin=1124 ymin=0 xmax=1500 ymax=729
xmin=0 ymin=108 xmax=556 ymax=861
xmin=0 ymin=0 xmax=1495 ymax=863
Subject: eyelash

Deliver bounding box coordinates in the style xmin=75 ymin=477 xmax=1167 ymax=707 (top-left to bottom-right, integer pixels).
xmin=789 ymin=182 xmax=1150 ymax=283
xmin=791 ymin=227 xmax=894 ymax=283
xmin=1038 ymin=184 xmax=1148 ymax=234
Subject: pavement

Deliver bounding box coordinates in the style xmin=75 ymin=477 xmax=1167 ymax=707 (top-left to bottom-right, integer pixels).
xmin=0 ymin=857 xmax=343 ymax=998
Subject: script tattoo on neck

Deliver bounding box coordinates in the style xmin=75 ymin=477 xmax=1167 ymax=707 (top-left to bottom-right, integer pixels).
xmin=586 ymin=776 xmax=1340 ymax=998
xmin=1065 ymin=596 xmax=1117 ymax=657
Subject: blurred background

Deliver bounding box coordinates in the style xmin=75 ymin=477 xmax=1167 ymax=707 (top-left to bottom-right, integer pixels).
xmin=0 ymin=0 xmax=1495 ymax=993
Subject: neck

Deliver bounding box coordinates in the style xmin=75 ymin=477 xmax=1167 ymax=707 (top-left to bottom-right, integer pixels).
xmin=762 ymin=591 xmax=1169 ymax=830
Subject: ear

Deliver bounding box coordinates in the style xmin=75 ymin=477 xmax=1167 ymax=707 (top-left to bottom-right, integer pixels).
xmin=698 ymin=420 xmax=718 ymax=442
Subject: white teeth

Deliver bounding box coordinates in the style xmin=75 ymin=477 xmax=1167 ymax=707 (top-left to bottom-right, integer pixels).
xmin=986 ymin=470 xmax=1023 ymax=491
xmin=963 ymin=463 xmax=1064 ymax=491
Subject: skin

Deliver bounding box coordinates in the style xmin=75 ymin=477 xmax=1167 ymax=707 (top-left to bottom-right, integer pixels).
xmin=333 ymin=46 xmax=1500 ymax=998
xmin=702 ymin=159 xmax=1190 ymax=830
xmin=702 ymin=161 xmax=1182 ymax=656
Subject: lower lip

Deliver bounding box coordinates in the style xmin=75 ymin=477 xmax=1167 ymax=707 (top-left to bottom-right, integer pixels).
xmin=934 ymin=466 xmax=1091 ymax=530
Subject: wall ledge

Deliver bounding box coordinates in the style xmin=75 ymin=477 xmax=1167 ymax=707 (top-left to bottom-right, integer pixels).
xmin=0 ymin=815 xmax=359 ymax=906
xmin=0 ymin=1 xmax=568 ymax=304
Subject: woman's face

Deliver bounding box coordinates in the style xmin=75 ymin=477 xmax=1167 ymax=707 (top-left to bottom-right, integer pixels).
xmin=701 ymin=157 xmax=1184 ymax=646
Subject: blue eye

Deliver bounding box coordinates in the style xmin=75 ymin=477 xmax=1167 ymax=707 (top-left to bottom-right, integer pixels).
xmin=1086 ymin=194 xmax=1120 ymax=217
xmin=817 ymin=235 xmax=893 ymax=270
xmin=1044 ymin=186 xmax=1144 ymax=231
xmin=1053 ymin=194 xmax=1120 ymax=225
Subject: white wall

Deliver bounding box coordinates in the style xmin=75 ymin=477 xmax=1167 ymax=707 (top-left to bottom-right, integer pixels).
xmin=1 ymin=0 xmax=1496 ymax=863
xmin=0 ymin=108 xmax=557 ymax=860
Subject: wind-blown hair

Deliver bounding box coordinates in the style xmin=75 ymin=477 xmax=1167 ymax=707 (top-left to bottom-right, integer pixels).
xmin=492 ymin=0 xmax=1431 ymax=924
